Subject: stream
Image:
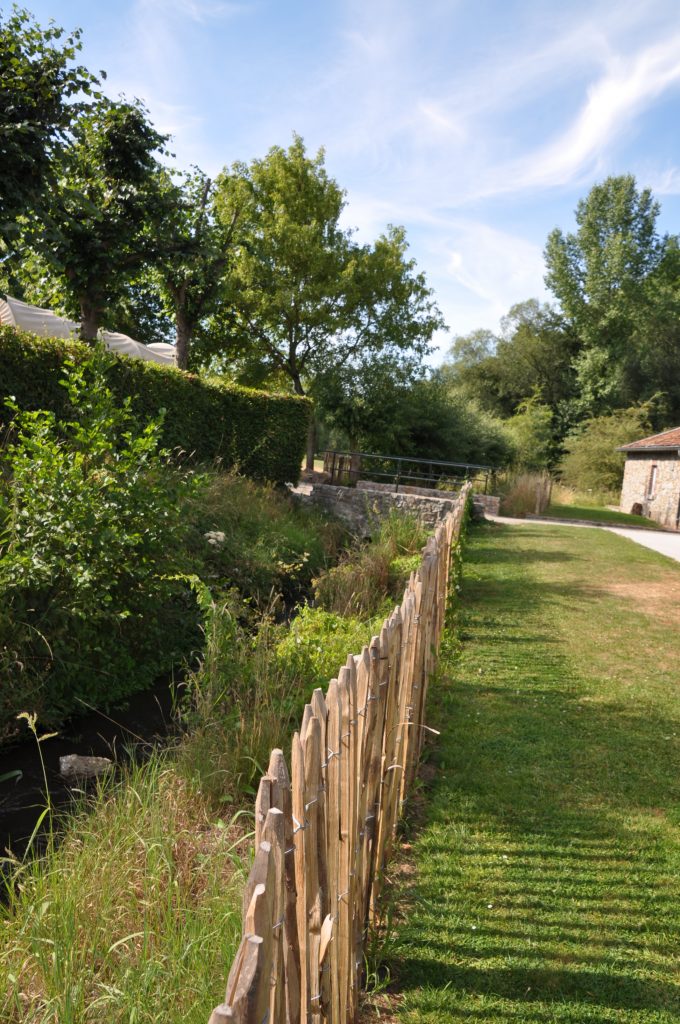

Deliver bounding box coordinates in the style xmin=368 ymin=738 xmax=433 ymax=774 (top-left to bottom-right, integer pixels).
xmin=0 ymin=676 xmax=178 ymax=862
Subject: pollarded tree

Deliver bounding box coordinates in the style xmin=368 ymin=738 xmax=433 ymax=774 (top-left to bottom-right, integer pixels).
xmin=0 ymin=5 xmax=100 ymax=245
xmin=211 ymin=136 xmax=444 ymax=468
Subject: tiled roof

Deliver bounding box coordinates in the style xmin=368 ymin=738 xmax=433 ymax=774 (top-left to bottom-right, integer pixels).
xmin=619 ymin=426 xmax=680 ymax=451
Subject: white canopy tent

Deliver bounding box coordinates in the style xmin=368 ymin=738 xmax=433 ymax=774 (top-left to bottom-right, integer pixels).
xmin=0 ymin=295 xmax=176 ymax=366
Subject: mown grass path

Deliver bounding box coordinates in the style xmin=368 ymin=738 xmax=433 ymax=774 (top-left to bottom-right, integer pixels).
xmin=387 ymin=522 xmax=680 ymax=1024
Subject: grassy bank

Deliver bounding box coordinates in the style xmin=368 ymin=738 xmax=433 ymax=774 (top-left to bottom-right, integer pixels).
xmin=384 ymin=522 xmax=680 ymax=1023
xmin=543 ymin=503 xmax=662 ymax=528
xmin=0 ymin=510 xmax=430 ymax=1023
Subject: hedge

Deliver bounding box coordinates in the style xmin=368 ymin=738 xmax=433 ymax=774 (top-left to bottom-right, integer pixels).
xmin=0 ymin=326 xmax=311 ymax=483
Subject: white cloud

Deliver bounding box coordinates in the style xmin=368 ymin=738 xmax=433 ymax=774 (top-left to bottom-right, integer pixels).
xmin=642 ymin=166 xmax=680 ymax=196
xmin=479 ymin=32 xmax=680 ymax=196
xmin=443 ymin=221 xmax=548 ymax=318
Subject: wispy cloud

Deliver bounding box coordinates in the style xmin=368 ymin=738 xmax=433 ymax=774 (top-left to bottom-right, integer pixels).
xmin=70 ymin=0 xmax=680 ymax=344
xmin=479 ymin=32 xmax=680 ymax=196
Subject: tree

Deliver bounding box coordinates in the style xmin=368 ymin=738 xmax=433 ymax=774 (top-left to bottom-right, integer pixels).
xmin=14 ymin=97 xmax=169 ymax=340
xmin=450 ymin=300 xmax=579 ymax=445
xmin=559 ymin=405 xmax=652 ymax=494
xmin=156 ymin=169 xmax=246 ymax=369
xmin=544 ymin=175 xmax=671 ymax=413
xmin=449 ymin=328 xmax=497 ymax=369
xmin=210 ymin=136 xmax=443 ymax=468
xmin=312 ymin=350 xmax=426 ymax=452
xmin=0 ymin=5 xmax=99 ymax=245
xmin=505 ymin=397 xmax=554 ymax=470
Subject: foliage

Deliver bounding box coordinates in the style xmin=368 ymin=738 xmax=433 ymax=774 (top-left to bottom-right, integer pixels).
xmin=318 ymin=358 xmax=514 ymax=467
xmin=184 ymin=472 xmax=346 ymax=608
xmin=0 ymin=5 xmax=100 ymax=245
xmin=497 ymin=471 xmax=551 ymax=517
xmin=0 ymin=752 xmax=247 ymax=1023
xmin=313 ymin=510 xmax=429 ymax=617
xmin=275 ymin=604 xmax=385 ymax=693
xmin=450 ymin=301 xmax=579 ymax=441
xmin=208 ymin=135 xmax=443 ymax=464
xmin=504 ymin=397 xmax=554 ymax=470
xmin=14 ymin=97 xmax=170 ymax=340
xmin=545 ymin=175 xmax=675 ymax=416
xmin=0 ymin=325 xmax=310 ymax=483
xmin=449 ymin=327 xmax=497 ymax=368
xmin=178 ymin=587 xmax=306 ymax=806
xmin=156 ymin=168 xmax=246 ymax=369
xmin=0 ymin=348 xmax=200 ymax=738
xmin=559 ymin=404 xmax=652 ymax=493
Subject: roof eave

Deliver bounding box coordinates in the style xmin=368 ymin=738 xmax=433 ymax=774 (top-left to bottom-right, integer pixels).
xmin=618 ymin=445 xmax=680 ymax=454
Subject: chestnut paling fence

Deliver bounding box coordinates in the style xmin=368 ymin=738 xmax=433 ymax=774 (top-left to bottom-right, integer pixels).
xmin=208 ymin=487 xmax=470 ymax=1024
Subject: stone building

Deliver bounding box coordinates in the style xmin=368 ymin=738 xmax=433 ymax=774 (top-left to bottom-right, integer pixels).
xmin=618 ymin=426 xmax=680 ymax=529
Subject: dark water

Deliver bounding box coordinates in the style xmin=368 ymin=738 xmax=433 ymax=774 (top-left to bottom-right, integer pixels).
xmin=0 ymin=676 xmax=178 ymax=860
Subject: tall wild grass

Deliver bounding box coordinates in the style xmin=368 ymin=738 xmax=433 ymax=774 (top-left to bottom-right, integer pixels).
xmin=1 ymin=506 xmax=429 ymax=1022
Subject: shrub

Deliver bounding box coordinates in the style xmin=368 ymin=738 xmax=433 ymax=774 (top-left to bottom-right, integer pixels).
xmin=0 ymin=349 xmax=201 ymax=739
xmin=275 ymin=604 xmax=387 ymax=694
xmin=559 ymin=406 xmax=651 ymax=494
xmin=184 ymin=473 xmax=346 ymax=608
xmin=0 ymin=325 xmax=310 ymax=484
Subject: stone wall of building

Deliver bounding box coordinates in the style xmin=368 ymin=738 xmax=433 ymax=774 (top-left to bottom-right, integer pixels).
xmin=620 ymin=451 xmax=680 ymax=529
xmin=302 ymin=483 xmax=498 ymax=534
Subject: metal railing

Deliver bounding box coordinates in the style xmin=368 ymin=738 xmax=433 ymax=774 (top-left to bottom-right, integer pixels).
xmin=322 ymin=449 xmax=493 ymax=494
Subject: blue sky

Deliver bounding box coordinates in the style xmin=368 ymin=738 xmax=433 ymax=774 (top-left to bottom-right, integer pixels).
xmin=20 ymin=0 xmax=680 ymax=359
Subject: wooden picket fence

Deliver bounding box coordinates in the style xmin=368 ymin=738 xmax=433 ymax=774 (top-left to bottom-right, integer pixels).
xmin=208 ymin=486 xmax=470 ymax=1024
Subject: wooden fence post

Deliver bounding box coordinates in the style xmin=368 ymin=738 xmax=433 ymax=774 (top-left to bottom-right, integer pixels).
xmin=208 ymin=487 xmax=470 ymax=1024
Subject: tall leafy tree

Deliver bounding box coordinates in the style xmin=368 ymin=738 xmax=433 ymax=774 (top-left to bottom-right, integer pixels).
xmin=544 ymin=175 xmax=672 ymax=412
xmin=0 ymin=5 xmax=99 ymax=245
xmin=210 ymin=136 xmax=443 ymax=467
xmin=156 ymin=169 xmax=247 ymax=369
xmin=451 ymin=301 xmax=578 ymax=423
xmin=16 ymin=97 xmax=169 ymax=340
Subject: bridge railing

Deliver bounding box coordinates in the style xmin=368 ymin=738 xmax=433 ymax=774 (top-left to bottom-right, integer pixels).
xmin=321 ymin=449 xmax=492 ymax=494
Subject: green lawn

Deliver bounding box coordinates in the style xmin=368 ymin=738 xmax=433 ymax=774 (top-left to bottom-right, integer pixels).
xmin=545 ymin=504 xmax=662 ymax=529
xmin=385 ymin=522 xmax=680 ymax=1023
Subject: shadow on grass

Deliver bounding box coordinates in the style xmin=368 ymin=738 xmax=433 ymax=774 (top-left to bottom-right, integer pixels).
xmin=390 ymin=522 xmax=680 ymax=1021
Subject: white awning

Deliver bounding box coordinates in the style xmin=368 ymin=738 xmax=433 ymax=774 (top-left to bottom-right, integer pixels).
xmin=0 ymin=295 xmax=176 ymax=366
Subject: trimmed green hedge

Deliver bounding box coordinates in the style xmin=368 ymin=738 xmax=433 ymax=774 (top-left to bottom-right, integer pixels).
xmin=0 ymin=326 xmax=310 ymax=483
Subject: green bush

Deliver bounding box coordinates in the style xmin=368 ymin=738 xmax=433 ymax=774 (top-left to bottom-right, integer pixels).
xmin=0 ymin=325 xmax=310 ymax=484
xmin=275 ymin=604 xmax=386 ymax=693
xmin=559 ymin=405 xmax=651 ymax=493
xmin=184 ymin=473 xmax=347 ymax=607
xmin=0 ymin=350 xmax=201 ymax=740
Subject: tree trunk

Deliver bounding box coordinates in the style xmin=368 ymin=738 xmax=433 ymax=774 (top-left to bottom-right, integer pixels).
xmin=175 ymin=308 xmax=192 ymax=371
xmin=79 ymin=300 xmax=100 ymax=344
xmin=292 ymin=373 xmax=316 ymax=472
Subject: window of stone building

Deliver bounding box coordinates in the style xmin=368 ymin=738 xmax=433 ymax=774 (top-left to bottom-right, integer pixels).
xmin=647 ymin=464 xmax=658 ymax=499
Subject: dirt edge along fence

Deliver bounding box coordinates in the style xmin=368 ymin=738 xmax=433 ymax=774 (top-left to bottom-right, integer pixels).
xmin=208 ymin=485 xmax=471 ymax=1024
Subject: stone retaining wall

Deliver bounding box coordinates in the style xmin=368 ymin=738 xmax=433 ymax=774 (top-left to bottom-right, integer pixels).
xmin=302 ymin=482 xmax=498 ymax=534
xmin=356 ymin=480 xmax=460 ymax=499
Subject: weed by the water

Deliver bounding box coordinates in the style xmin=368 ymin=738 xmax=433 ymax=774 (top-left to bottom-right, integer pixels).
xmin=1 ymin=754 xmax=247 ymax=1023
xmin=313 ymin=510 xmax=429 ymax=617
